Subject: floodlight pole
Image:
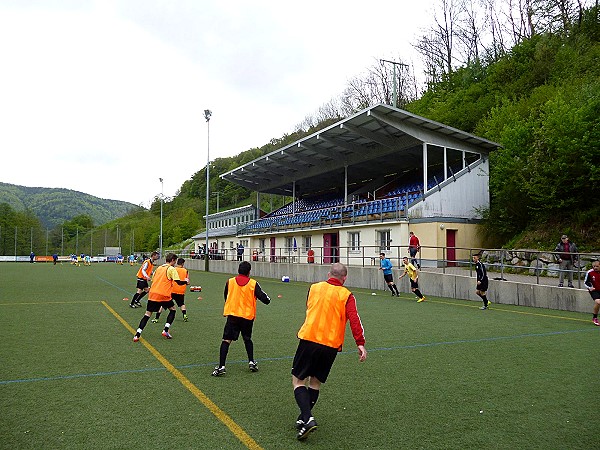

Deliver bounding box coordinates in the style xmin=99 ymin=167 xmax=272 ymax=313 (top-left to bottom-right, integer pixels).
xmin=159 ymin=177 xmax=163 ymax=258
xmin=380 ymin=59 xmax=408 ymax=108
xmin=204 ymin=109 xmax=212 ymax=272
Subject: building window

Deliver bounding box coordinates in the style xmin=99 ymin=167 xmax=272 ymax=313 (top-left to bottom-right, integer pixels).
xmin=302 ymin=235 xmax=311 ymax=254
xmin=259 ymin=239 xmax=266 ymax=255
xmin=348 ymin=232 xmax=360 ymax=252
xmin=377 ymin=229 xmax=391 ymax=252
xmin=285 ymin=237 xmax=294 ymax=254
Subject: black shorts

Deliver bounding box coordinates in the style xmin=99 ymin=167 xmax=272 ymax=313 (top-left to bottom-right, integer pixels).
xmin=146 ymin=300 xmax=174 ymax=312
xmin=136 ymin=279 xmax=149 ymax=290
xmin=383 ymin=273 xmax=393 ymax=283
xmin=171 ymin=293 xmax=185 ymax=307
xmin=590 ymin=290 xmax=600 ymax=301
xmin=222 ymin=315 xmax=254 ymax=341
xmin=291 ymin=339 xmax=338 ymax=384
xmin=477 ymin=279 xmax=489 ymax=292
xmin=410 ymin=279 xmax=419 ymax=289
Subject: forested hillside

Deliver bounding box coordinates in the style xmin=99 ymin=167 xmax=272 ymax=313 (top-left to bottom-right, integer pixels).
xmin=0 ymin=182 xmax=139 ymax=228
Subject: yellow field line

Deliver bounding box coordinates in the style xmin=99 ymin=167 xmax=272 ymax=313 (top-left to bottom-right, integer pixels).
xmin=101 ymin=301 xmax=263 ymax=450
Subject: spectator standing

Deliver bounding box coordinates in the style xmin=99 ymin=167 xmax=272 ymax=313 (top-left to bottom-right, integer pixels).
xmin=584 ymin=260 xmax=600 ymax=326
xmin=236 ymin=242 xmax=245 ymax=261
xmin=307 ymin=248 xmax=315 ymax=264
xmin=30 ymin=252 xmax=35 ymax=263
xmin=554 ymin=234 xmax=578 ymax=287
xmin=408 ymin=231 xmax=421 ymax=269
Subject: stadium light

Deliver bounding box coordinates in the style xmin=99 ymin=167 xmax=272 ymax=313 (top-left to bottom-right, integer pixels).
xmin=159 ymin=177 xmax=163 ymax=259
xmin=204 ymin=109 xmax=212 ymax=272
xmin=380 ymin=59 xmax=408 ymax=108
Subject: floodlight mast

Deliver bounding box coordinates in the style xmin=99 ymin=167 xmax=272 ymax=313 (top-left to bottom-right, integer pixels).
xmin=204 ymin=109 xmax=212 ymax=272
xmin=380 ymin=59 xmax=408 ymax=108
xmin=159 ymin=178 xmax=163 ymax=258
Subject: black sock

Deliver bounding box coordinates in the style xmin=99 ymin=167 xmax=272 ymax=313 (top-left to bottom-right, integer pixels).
xmin=164 ymin=310 xmax=176 ymax=331
xmin=392 ymin=284 xmax=400 ymax=295
xmin=136 ymin=315 xmax=150 ymax=336
xmin=130 ymin=293 xmax=139 ymax=305
xmin=308 ymin=387 xmax=320 ymax=409
xmin=243 ymin=338 xmax=254 ymax=362
xmin=414 ymin=289 xmax=423 ymax=299
xmin=294 ymin=386 xmax=312 ymax=422
xmin=155 ymin=312 xmax=161 ymax=320
xmin=181 ymin=308 xmax=187 ymax=316
xmin=138 ymin=291 xmax=147 ymax=301
xmin=482 ymin=295 xmax=488 ymax=306
xmin=388 ymin=285 xmax=395 ymax=294
xmin=593 ymin=314 xmax=597 ymax=319
xmin=219 ymin=341 xmax=230 ymax=367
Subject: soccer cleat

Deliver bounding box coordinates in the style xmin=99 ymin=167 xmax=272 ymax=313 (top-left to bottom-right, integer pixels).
xmin=568 ymin=283 xmax=575 ymax=288
xmin=558 ymin=283 xmax=564 ymax=287
xmin=297 ymin=417 xmax=317 ymax=440
xmin=295 ymin=418 xmax=304 ymax=431
xmin=249 ymin=360 xmax=258 ymax=372
xmin=151 ymin=318 xmax=159 ymax=323
xmin=479 ymin=305 xmax=488 ymax=310
xmin=211 ymin=366 xmax=226 ymax=377
xmin=593 ymin=318 xmax=599 ymax=326
xmin=417 ymin=297 xmax=426 ymax=303
xmin=134 ymin=300 xmax=142 ymax=307
xmin=133 ymin=335 xmax=139 ymax=342
xmin=183 ymin=314 xmax=188 ymax=322
xmin=161 ymin=330 xmax=172 ymax=339
xmin=129 ymin=303 xmax=137 ymax=308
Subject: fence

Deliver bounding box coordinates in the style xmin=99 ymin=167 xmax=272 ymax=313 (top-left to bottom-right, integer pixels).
xmin=167 ymin=245 xmax=599 ymax=288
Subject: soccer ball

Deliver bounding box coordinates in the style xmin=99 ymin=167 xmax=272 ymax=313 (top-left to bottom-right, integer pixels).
xmin=281 ymin=276 xmax=290 ymax=282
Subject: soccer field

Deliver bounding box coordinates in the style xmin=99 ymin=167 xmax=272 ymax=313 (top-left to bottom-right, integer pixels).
xmin=0 ymin=262 xmax=596 ymax=449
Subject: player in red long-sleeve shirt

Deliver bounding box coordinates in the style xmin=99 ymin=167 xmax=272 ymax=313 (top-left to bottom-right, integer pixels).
xmin=291 ymin=262 xmax=367 ymax=440
xmin=584 ymin=260 xmax=600 ymax=326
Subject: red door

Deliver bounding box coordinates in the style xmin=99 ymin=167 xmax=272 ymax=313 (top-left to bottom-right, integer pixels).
xmin=323 ymin=233 xmax=339 ymax=264
xmin=270 ymin=237 xmax=276 ymax=262
xmin=323 ymin=234 xmax=332 ymax=264
xmin=447 ymin=229 xmax=456 ymax=267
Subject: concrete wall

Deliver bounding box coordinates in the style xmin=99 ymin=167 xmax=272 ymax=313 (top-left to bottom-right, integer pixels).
xmin=185 ymin=259 xmax=592 ymax=314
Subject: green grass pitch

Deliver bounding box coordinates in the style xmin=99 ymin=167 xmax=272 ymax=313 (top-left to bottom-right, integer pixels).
xmin=0 ymin=262 xmax=597 ymax=449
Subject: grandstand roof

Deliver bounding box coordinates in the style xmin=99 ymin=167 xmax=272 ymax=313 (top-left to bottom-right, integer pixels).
xmin=220 ymin=103 xmax=501 ymax=197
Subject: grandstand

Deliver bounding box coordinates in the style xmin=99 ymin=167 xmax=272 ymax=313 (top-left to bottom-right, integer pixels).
xmin=194 ymin=104 xmax=500 ymax=266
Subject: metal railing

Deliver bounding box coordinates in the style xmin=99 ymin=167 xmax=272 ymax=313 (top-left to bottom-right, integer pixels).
xmin=173 ymin=245 xmax=599 ymax=287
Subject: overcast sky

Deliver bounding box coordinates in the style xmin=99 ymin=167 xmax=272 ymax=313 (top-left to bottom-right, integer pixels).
xmin=0 ymin=0 xmax=435 ymax=206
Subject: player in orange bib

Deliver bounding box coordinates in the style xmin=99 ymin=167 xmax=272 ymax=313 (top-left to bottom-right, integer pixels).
xmin=291 ymin=262 xmax=367 ymax=440
xmin=133 ymin=253 xmax=189 ymax=341
xmin=129 ymin=252 xmax=159 ymax=308
xmin=152 ymin=258 xmax=190 ymax=323
xmin=211 ymin=261 xmax=271 ymax=377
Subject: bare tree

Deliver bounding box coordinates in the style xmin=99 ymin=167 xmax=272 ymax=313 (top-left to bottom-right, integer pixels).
xmin=413 ymin=0 xmax=460 ymax=83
